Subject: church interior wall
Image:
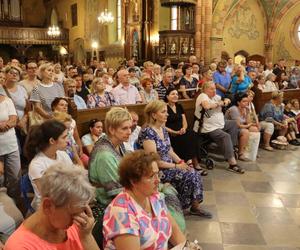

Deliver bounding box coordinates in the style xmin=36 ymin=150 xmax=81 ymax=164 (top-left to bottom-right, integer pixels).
xmin=272 ymin=1 xmax=300 ymax=65
xmin=222 ymin=0 xmax=265 ymax=61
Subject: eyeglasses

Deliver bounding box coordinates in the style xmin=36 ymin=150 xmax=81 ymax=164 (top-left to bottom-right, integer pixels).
xmin=28 ymin=67 xmax=37 ymax=70
xmin=145 ymin=171 xmax=163 ymax=182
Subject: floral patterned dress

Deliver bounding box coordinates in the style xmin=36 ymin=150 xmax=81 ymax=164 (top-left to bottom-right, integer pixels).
xmin=138 ymin=126 xmax=204 ymax=209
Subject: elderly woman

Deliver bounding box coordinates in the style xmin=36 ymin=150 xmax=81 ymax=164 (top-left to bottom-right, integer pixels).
xmin=3 ymin=65 xmax=29 ymax=146
xmin=225 ymin=93 xmax=259 ymax=160
xmin=53 ymin=63 xmax=65 ymax=86
xmin=165 ymin=88 xmax=207 ymax=175
xmin=103 ymin=150 xmax=186 ymax=250
xmin=4 ymin=164 xmax=99 ymax=250
xmin=24 ymin=120 xmax=74 ymax=210
xmin=193 ymin=81 xmax=244 ymax=173
xmin=139 ymin=77 xmax=158 ymax=103
xmin=291 ymin=99 xmax=300 ymax=132
xmin=30 ymin=63 xmax=65 ymax=119
xmin=259 ymin=91 xmax=300 ymax=146
xmin=264 ymin=73 xmax=278 ymax=92
xmin=81 ymin=119 xmax=105 ymax=155
xmin=0 ymin=92 xmax=20 ymax=200
xmin=138 ymin=100 xmax=211 ymax=217
xmin=179 ymin=64 xmax=198 ymax=99
xmin=87 ymin=77 xmax=116 ymax=108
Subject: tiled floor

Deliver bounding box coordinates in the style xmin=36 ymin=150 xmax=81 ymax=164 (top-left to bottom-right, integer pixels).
xmin=186 ymin=146 xmax=300 ymax=250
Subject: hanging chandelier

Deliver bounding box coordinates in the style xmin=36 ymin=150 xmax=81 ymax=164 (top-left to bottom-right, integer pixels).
xmin=47 ymin=25 xmax=61 ymax=37
xmin=97 ymin=9 xmax=114 ymax=24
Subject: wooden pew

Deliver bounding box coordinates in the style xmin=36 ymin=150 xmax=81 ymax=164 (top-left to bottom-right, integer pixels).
xmin=75 ymin=99 xmax=196 ymax=137
xmin=253 ymin=89 xmax=300 ymax=113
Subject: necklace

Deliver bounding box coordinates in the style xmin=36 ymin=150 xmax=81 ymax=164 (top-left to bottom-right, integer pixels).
xmin=128 ymin=190 xmax=152 ymax=215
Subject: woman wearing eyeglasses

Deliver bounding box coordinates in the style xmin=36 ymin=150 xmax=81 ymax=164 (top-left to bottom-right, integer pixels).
xmin=103 ymin=150 xmax=186 ymax=250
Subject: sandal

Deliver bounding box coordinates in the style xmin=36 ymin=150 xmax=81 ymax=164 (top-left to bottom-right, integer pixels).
xmin=228 ymin=164 xmax=245 ymax=174
xmin=194 ymin=165 xmax=208 ymax=176
xmin=263 ymin=145 xmax=274 ymax=151
xmin=238 ymin=154 xmax=250 ymax=162
xmin=190 ymin=207 xmax=212 ymax=218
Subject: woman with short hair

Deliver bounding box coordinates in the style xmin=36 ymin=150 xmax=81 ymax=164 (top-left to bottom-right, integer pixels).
xmin=87 ymin=78 xmax=117 ymax=108
xmin=4 ymin=164 xmax=99 ymax=250
xmin=179 ymin=64 xmax=198 ymax=99
xmin=139 ymin=77 xmax=158 ymax=103
xmin=103 ymin=150 xmax=186 ymax=250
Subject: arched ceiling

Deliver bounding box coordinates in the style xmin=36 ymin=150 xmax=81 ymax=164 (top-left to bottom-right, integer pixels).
xmin=213 ymin=0 xmax=291 ymax=21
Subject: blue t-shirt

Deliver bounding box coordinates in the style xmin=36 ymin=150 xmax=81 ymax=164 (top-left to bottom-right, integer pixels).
xmin=230 ymin=75 xmax=252 ymax=94
xmin=213 ymin=71 xmax=231 ymax=97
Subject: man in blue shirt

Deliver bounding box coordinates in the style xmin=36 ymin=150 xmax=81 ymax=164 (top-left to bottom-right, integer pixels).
xmin=213 ymin=61 xmax=232 ymax=97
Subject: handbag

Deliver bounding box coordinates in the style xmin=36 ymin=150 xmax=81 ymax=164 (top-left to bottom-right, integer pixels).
xmin=28 ymin=109 xmax=45 ymax=127
xmin=244 ymin=132 xmax=260 ymax=161
xmin=170 ymin=240 xmax=202 ymax=250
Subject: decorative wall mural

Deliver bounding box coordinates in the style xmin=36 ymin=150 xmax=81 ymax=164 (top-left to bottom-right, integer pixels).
xmin=276 ymin=35 xmax=292 ymax=60
xmin=228 ymin=4 xmax=259 ymax=40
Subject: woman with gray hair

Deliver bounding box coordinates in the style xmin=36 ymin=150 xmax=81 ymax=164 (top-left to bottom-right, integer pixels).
xmin=4 ymin=163 xmax=99 ymax=250
xmin=263 ymin=73 xmax=278 ymax=92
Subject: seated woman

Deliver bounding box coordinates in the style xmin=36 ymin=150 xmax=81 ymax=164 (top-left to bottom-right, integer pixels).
xmin=259 ymin=91 xmax=300 ymax=146
xmin=87 ymin=77 xmax=117 ymax=108
xmin=139 ymin=77 xmax=158 ymax=103
xmin=255 ymin=74 xmax=266 ymax=92
xmin=138 ymin=100 xmax=211 ymax=218
xmin=264 ymin=73 xmax=278 ymax=92
xmin=283 ymin=100 xmax=300 ymax=144
xmin=53 ymin=112 xmax=85 ymax=167
xmin=103 ymin=150 xmax=186 ymax=250
xmin=291 ymin=98 xmax=300 ymax=132
xmin=4 ymin=164 xmax=99 ymax=250
xmin=225 ymin=93 xmax=259 ymax=160
xmin=81 ymin=119 xmax=105 ymax=155
xmin=193 ymin=81 xmax=244 ymax=173
xmin=165 ymin=88 xmax=207 ymax=175
xmin=51 ymin=97 xmax=88 ymax=166
xmin=24 ymin=120 xmax=74 ymax=211
xmin=247 ymin=90 xmax=274 ymax=151
xmin=179 ymin=64 xmax=198 ymax=99
xmin=89 ymin=108 xmax=186 ymax=247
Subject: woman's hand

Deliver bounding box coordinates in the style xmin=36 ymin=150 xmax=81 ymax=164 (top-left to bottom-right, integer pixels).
xmin=0 ymin=161 xmax=4 ymax=176
xmin=73 ymin=205 xmax=95 ymax=237
xmin=179 ymin=128 xmax=186 ymax=135
xmin=176 ymin=162 xmax=192 ymax=171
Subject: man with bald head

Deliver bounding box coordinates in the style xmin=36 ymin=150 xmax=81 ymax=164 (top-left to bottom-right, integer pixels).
xmin=112 ymin=69 xmax=142 ymax=105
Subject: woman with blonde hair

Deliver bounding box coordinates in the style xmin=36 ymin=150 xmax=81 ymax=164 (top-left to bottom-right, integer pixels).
xmin=86 ymin=77 xmax=117 ymax=108
xmin=30 ymin=63 xmax=65 ymax=119
xmin=138 ymin=100 xmax=212 ymax=218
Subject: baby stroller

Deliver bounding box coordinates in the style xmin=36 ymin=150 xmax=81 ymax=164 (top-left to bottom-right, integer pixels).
xmin=194 ymin=108 xmax=216 ymax=169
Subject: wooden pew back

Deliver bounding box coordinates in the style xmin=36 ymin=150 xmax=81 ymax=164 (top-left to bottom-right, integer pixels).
xmin=75 ymin=99 xmax=196 ymax=137
xmin=253 ymin=89 xmax=300 ymax=113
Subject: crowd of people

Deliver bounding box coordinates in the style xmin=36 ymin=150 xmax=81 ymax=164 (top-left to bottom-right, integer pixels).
xmin=0 ymin=55 xmax=300 ymax=249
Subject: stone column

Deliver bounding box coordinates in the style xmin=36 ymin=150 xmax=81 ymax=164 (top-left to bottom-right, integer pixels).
xmin=264 ymin=43 xmax=273 ymax=63
xmin=194 ymin=0 xmax=202 ymax=60
xmin=203 ymin=0 xmax=212 ymax=65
